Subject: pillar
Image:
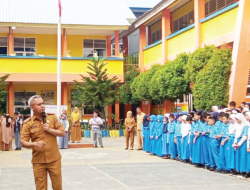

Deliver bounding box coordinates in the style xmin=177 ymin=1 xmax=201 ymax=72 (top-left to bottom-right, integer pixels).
xmin=61 ymin=29 xmax=67 ymax=57
xmin=8 ymin=27 xmax=14 ymax=55
xmin=8 ymin=82 xmax=14 ymax=116
xmin=194 ymin=0 xmax=205 ymax=48
xmin=229 ymin=0 xmax=250 ymax=106
xmin=115 ymin=102 xmax=120 ymax=122
xmin=107 ymin=105 xmax=112 ymax=126
xmin=107 ymin=35 xmax=111 ymax=57
xmin=148 ymin=26 xmax=152 ymax=45
xmin=163 ymin=100 xmax=172 ymax=114
xmin=162 ymin=8 xmax=171 ymax=63
xmin=123 ymin=36 xmax=128 ymax=57
xmin=61 ymin=82 xmax=67 ymax=105
xmin=124 ymin=104 xmax=132 ymax=115
xmin=140 ymin=101 xmax=151 ymax=114
xmin=115 ymin=30 xmax=120 ymax=57
xmin=139 ymin=25 xmax=146 ymax=72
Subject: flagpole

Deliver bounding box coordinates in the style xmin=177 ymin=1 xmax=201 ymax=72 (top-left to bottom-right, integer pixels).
xmin=57 ymin=0 xmax=61 ymax=118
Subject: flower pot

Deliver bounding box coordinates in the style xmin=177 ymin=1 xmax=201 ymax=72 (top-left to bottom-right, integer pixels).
xmin=119 ymin=129 xmax=124 ymax=137
xmin=114 ymin=130 xmax=119 ymax=137
xmin=84 ymin=130 xmax=91 ymax=138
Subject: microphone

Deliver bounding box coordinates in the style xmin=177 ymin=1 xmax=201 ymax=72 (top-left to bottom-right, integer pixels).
xmin=42 ymin=112 xmax=46 ymax=124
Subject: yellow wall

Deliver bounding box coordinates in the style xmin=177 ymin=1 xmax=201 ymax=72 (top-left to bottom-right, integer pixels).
xmin=67 ymin=35 xmax=106 ymax=57
xmin=13 ymin=34 xmax=57 ymax=56
xmin=172 ymin=0 xmax=194 ymax=22
xmin=0 ymin=58 xmax=124 ymax=75
xmin=201 ymin=7 xmax=238 ymax=43
xmin=151 ymin=20 xmax=162 ymax=34
xmin=143 ymin=43 xmax=162 ymax=65
xmin=13 ymin=83 xmax=57 ymax=104
xmin=167 ymin=28 xmax=195 ymax=55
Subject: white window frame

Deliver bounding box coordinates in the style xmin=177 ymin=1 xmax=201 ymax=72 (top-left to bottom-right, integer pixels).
xmin=14 ymin=91 xmax=37 ymax=112
xmin=14 ymin=37 xmax=36 ymax=56
xmin=0 ymin=36 xmax=8 ymax=55
xmin=83 ymin=39 xmax=107 ymax=57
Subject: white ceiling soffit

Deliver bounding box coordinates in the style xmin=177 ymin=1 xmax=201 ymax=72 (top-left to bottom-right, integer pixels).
xmin=134 ymin=0 xmax=177 ymax=28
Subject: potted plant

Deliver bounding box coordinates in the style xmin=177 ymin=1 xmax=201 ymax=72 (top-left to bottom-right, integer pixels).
xmin=66 ymin=50 xmax=72 ymax=57
xmin=10 ymin=51 xmax=16 ymax=56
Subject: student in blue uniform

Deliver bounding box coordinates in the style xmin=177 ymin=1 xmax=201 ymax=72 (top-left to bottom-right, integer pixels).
xmin=174 ymin=114 xmax=182 ymax=160
xmin=216 ymin=112 xmax=225 ymax=133
xmin=201 ymin=113 xmax=211 ymax=169
xmin=227 ymin=114 xmax=237 ymax=174
xmin=149 ymin=115 xmax=157 ymax=155
xmin=155 ymin=115 xmax=164 ymax=157
xmin=168 ymin=114 xmax=177 ymax=159
xmin=189 ymin=115 xmax=195 ymax=163
xmin=180 ymin=115 xmax=191 ymax=162
xmin=246 ymin=113 xmax=250 ymax=178
xmin=208 ymin=116 xmax=220 ymax=171
xmin=232 ymin=113 xmax=249 ymax=175
xmin=192 ymin=111 xmax=204 ymax=166
xmin=216 ymin=113 xmax=230 ymax=173
xmin=162 ymin=117 xmax=170 ymax=159
xmin=142 ymin=114 xmax=151 ymax=153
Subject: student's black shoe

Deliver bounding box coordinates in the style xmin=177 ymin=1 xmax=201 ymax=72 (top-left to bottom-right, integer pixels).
xmin=244 ymin=173 xmax=250 ymax=178
xmin=15 ymin=148 xmax=18 ymax=150
xmin=222 ymin=170 xmax=230 ymax=174
xmin=230 ymin=170 xmax=238 ymax=175
xmin=214 ymin=170 xmax=222 ymax=173
xmin=209 ymin=167 xmax=216 ymax=171
xmin=18 ymin=148 xmax=21 ymax=150
xmin=93 ymin=146 xmax=98 ymax=148
xmin=101 ymin=146 xmax=104 ymax=148
xmin=205 ymin=166 xmax=211 ymax=170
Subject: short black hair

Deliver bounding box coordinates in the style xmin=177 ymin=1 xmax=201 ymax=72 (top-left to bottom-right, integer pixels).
xmin=209 ymin=116 xmax=216 ymax=123
xmin=218 ymin=112 xmax=225 ymax=117
xmin=229 ymin=101 xmax=236 ymax=107
xmin=241 ymin=102 xmax=246 ymax=105
xmin=222 ymin=113 xmax=229 ymax=119
xmin=186 ymin=116 xmax=193 ymax=122
xmin=169 ymin=114 xmax=175 ymax=119
xmin=14 ymin=112 xmax=18 ymax=116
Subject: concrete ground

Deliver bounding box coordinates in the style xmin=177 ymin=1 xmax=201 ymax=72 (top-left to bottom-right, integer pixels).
xmin=0 ymin=137 xmax=250 ymax=190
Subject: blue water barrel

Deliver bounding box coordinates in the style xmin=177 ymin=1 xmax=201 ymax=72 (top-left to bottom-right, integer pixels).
xmin=84 ymin=130 xmax=91 ymax=138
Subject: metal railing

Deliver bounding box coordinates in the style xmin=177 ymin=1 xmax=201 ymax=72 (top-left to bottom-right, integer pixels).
xmin=205 ymin=0 xmax=235 ymax=17
xmin=124 ymin=52 xmax=139 ymax=70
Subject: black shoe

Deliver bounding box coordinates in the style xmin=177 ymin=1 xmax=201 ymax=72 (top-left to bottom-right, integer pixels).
xmin=205 ymin=166 xmax=211 ymax=170
xmin=101 ymin=146 xmax=104 ymax=148
xmin=214 ymin=170 xmax=222 ymax=173
xmin=15 ymin=148 xmax=18 ymax=150
xmin=230 ymin=170 xmax=238 ymax=175
xmin=18 ymin=148 xmax=21 ymax=150
xmin=137 ymin=148 xmax=143 ymax=151
xmin=209 ymin=167 xmax=216 ymax=171
xmin=222 ymin=170 xmax=230 ymax=174
xmin=244 ymin=173 xmax=250 ymax=178
xmin=93 ymin=146 xmax=98 ymax=148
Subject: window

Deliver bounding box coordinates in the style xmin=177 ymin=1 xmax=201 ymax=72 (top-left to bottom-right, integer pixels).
xmin=14 ymin=92 xmax=36 ymax=115
xmin=0 ymin=37 xmax=7 ymax=55
xmin=83 ymin=39 xmax=106 ymax=57
xmin=71 ymin=89 xmax=93 ymax=114
xmin=14 ymin=38 xmax=36 ymax=56
xmin=111 ymin=43 xmax=123 ymax=57
xmin=172 ymin=11 xmax=194 ymax=33
xmin=151 ymin=29 xmax=162 ymax=44
xmin=205 ymin=0 xmax=234 ymax=17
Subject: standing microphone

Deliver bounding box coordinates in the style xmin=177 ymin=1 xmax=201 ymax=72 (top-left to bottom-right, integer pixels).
xmin=42 ymin=112 xmax=46 ymax=124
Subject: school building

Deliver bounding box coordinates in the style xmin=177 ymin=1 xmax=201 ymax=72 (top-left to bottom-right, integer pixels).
xmin=121 ymin=0 xmax=250 ymax=114
xmin=0 ymin=0 xmax=250 ymax=121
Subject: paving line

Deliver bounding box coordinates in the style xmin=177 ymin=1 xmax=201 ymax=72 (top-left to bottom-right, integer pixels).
xmin=87 ymin=164 xmax=129 ymax=189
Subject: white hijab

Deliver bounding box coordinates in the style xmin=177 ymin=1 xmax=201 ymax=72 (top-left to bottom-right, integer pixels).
xmin=212 ymin=106 xmax=219 ymax=112
xmin=181 ymin=115 xmax=190 ymax=138
xmin=235 ymin=113 xmax=248 ymax=138
xmin=164 ymin=113 xmax=170 ymax=119
xmin=228 ymin=114 xmax=236 ymax=135
xmin=245 ymin=112 xmax=250 ymax=138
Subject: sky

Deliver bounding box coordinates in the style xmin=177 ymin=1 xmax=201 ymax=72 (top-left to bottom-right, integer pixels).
xmin=124 ymin=0 xmax=162 ymax=8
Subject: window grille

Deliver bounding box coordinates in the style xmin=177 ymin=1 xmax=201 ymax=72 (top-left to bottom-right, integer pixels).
xmin=151 ymin=29 xmax=162 ymax=44
xmin=83 ymin=39 xmax=107 ymax=57
xmin=14 ymin=38 xmax=36 ymax=56
xmin=205 ymin=0 xmax=234 ymax=17
xmin=172 ymin=11 xmax=194 ymax=33
xmin=0 ymin=37 xmax=7 ymax=55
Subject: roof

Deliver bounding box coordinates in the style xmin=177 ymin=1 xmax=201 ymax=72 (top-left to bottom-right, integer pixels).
xmin=125 ymin=0 xmax=162 ymax=8
xmin=0 ymin=0 xmax=136 ymax=26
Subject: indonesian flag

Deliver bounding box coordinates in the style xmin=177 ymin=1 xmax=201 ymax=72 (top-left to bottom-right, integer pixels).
xmin=58 ymin=0 xmax=61 ymax=17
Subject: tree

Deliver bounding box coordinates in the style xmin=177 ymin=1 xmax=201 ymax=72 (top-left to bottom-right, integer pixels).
xmin=193 ymin=47 xmax=232 ymax=110
xmin=185 ymin=45 xmax=216 ymax=85
xmin=160 ymin=53 xmax=190 ymax=101
xmin=118 ymin=66 xmax=140 ymax=104
xmin=131 ymin=64 xmax=161 ymax=101
xmin=74 ymin=57 xmax=120 ymax=125
xmin=0 ymin=74 xmax=9 ymax=114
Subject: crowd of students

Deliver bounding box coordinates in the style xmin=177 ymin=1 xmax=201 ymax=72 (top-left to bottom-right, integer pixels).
xmin=141 ymin=101 xmax=250 ymax=179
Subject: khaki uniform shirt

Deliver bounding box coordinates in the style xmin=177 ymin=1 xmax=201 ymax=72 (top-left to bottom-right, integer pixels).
xmin=21 ymin=114 xmax=64 ymax=164
xmin=136 ymin=112 xmax=145 ymax=131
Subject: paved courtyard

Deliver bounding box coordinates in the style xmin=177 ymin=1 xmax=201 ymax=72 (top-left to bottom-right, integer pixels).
xmin=0 ymin=137 xmax=250 ymax=190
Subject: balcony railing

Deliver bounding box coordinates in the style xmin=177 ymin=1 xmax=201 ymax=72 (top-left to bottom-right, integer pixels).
xmin=124 ymin=52 xmax=139 ymax=70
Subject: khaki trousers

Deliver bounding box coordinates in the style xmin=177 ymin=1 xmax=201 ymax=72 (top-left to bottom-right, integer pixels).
xmin=33 ymin=159 xmax=62 ymax=190
xmin=137 ymin=130 xmax=143 ymax=149
xmin=126 ymin=131 xmax=134 ymax=149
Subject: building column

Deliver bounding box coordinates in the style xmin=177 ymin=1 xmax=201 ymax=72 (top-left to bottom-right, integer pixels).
xmin=229 ymin=0 xmax=250 ymax=105
xmin=115 ymin=102 xmax=120 ymax=122
xmin=162 ymin=8 xmax=171 ymax=63
xmin=140 ymin=101 xmax=151 ymax=114
xmin=194 ymin=0 xmax=205 ymax=48
xmin=61 ymin=29 xmax=67 ymax=57
xmin=123 ymin=36 xmax=128 ymax=57
xmin=148 ymin=26 xmax=152 ymax=45
xmin=8 ymin=82 xmax=14 ymax=116
xmin=107 ymin=105 xmax=112 ymax=126
xmin=61 ymin=82 xmax=67 ymax=105
xmin=163 ymin=100 xmax=173 ymax=114
xmin=115 ymin=30 xmax=120 ymax=57
xmin=139 ymin=25 xmax=146 ymax=72
xmin=107 ymin=35 xmax=111 ymax=57
xmin=8 ymin=27 xmax=14 ymax=56
xmin=124 ymin=104 xmax=132 ymax=116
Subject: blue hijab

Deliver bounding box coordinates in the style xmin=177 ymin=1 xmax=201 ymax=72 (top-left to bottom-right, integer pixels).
xmin=143 ymin=114 xmax=150 ymax=127
xmin=157 ymin=115 xmax=164 ymax=123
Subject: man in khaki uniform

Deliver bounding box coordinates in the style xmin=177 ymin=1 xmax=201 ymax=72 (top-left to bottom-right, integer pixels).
xmin=136 ymin=107 xmax=145 ymax=150
xmin=21 ymin=95 xmax=65 ymax=190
